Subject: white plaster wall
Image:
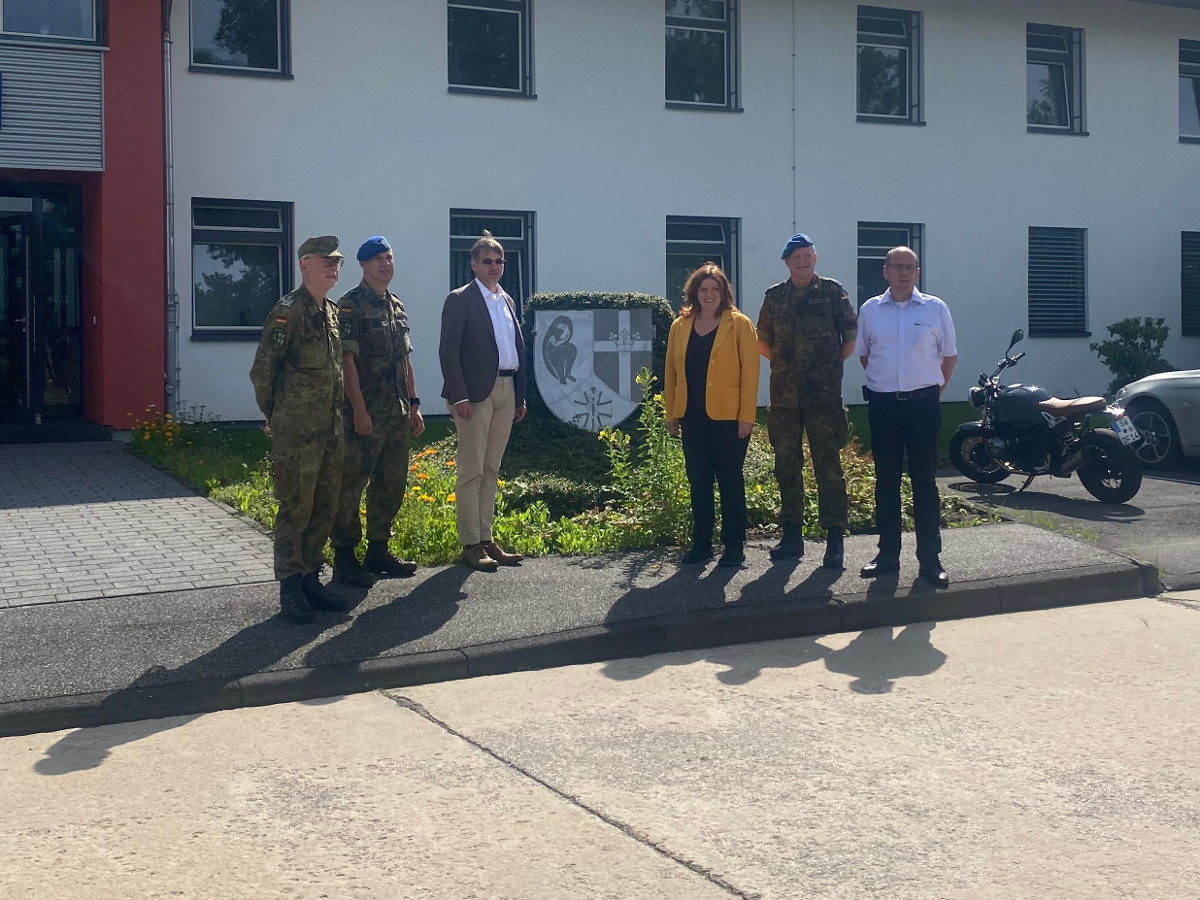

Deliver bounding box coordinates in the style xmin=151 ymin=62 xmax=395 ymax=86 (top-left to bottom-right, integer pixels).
xmin=170 ymin=0 xmax=1200 ymax=421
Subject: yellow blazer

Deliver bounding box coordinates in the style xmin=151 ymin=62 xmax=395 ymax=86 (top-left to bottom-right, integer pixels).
xmin=664 ymin=307 xmax=761 ymax=424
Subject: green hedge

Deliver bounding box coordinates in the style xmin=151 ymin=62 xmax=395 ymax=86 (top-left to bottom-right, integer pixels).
xmin=521 ymin=291 xmax=676 ymax=418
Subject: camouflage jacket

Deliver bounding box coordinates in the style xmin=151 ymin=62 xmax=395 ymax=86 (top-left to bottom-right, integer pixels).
xmin=338 ymin=280 xmax=413 ymax=418
xmin=249 ymin=285 xmax=344 ymax=437
xmin=757 ymin=275 xmax=857 ymax=407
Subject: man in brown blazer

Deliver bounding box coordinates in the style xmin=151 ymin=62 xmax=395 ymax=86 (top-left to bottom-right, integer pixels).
xmin=439 ymin=230 xmax=527 ymax=571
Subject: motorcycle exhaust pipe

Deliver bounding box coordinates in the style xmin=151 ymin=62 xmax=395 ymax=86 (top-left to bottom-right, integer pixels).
xmin=1057 ymin=447 xmax=1087 ymax=475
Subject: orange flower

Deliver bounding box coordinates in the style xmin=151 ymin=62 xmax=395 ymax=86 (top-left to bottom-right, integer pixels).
xmin=416 ymin=473 xmax=429 ymax=480
xmin=446 ymin=460 xmax=456 ymax=467
xmin=446 ymin=493 xmax=456 ymax=503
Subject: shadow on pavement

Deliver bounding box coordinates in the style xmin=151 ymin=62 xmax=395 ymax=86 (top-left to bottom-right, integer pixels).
xmin=31 ymin=572 xmax=467 ymax=776
xmin=302 ymin=567 xmax=468 ymax=667
xmin=947 ymin=481 xmax=1146 ymax=521
xmin=822 ymin=622 xmax=947 ymax=694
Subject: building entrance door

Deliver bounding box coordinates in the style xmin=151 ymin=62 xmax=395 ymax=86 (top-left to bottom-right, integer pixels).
xmin=0 ymin=187 xmax=84 ymax=425
xmin=0 ymin=213 xmax=32 ymax=422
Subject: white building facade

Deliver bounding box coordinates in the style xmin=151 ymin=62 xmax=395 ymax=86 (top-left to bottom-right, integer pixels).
xmin=168 ymin=0 xmax=1200 ymax=421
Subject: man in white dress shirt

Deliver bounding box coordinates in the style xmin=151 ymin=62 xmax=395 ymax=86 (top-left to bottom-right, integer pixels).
xmin=438 ymin=230 xmax=528 ymax=571
xmin=854 ymin=246 xmax=957 ymax=587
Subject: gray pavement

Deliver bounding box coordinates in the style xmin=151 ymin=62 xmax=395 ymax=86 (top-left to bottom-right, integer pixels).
xmin=0 ymin=442 xmax=273 ymax=606
xmin=4 ymin=596 xmax=1197 ymax=900
xmin=940 ymin=462 xmax=1200 ymax=591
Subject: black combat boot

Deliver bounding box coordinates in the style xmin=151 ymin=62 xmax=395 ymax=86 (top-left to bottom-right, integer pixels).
xmin=822 ymin=527 xmax=845 ymax=569
xmin=302 ymin=567 xmax=348 ymax=612
xmin=769 ymin=523 xmax=804 ymax=560
xmin=333 ymin=546 xmax=377 ymax=588
xmin=364 ymin=540 xmax=418 ymax=577
xmin=279 ymin=574 xmax=314 ymax=624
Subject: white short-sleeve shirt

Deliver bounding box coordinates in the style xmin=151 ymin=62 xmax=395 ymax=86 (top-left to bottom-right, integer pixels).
xmin=852 ymin=288 xmax=957 ymax=393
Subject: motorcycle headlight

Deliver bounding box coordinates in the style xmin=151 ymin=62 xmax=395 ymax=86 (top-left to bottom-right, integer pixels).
xmin=969 ymin=386 xmax=985 ymax=408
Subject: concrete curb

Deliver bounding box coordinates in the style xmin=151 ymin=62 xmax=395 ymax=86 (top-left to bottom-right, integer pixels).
xmin=0 ymin=559 xmax=1148 ymax=739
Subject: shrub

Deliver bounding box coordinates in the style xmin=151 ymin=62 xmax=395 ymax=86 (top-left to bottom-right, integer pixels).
xmin=1089 ymin=317 xmax=1174 ymax=395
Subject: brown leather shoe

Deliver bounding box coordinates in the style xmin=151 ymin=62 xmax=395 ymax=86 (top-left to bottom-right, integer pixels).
xmin=460 ymin=543 xmax=499 ymax=572
xmin=483 ymin=541 xmax=523 ymax=566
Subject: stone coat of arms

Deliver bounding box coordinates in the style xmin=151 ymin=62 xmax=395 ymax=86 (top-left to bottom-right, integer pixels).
xmin=533 ymin=308 xmax=654 ymax=431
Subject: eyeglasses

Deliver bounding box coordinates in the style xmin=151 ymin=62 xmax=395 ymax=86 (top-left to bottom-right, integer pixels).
xmin=478 ymin=257 xmax=506 ymax=266
xmin=307 ymin=257 xmax=343 ymax=269
xmin=884 ymin=263 xmax=918 ymax=272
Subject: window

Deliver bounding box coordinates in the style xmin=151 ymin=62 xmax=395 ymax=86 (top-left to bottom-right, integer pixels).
xmin=1184 ymin=232 xmax=1200 ymax=337
xmin=666 ymin=216 xmax=739 ymax=309
xmin=1181 ymin=40 xmax=1200 ymax=142
xmin=1 ymin=0 xmax=97 ymax=41
xmin=190 ymin=0 xmax=290 ymax=76
xmin=191 ymin=199 xmax=293 ymax=337
xmin=665 ymin=0 xmax=739 ymax=110
xmin=450 ymin=210 xmax=535 ymax=312
xmin=857 ymin=6 xmax=922 ymax=125
xmin=1027 ymin=24 xmax=1085 ymax=134
xmin=857 ymin=222 xmax=923 ymax=307
xmin=448 ymin=0 xmax=534 ymax=97
xmin=1028 ymin=227 xmax=1087 ymax=336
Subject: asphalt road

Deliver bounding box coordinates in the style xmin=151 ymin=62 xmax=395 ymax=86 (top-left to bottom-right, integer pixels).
xmin=4 ymin=594 xmax=1197 ymax=900
xmin=939 ymin=461 xmax=1200 ymax=591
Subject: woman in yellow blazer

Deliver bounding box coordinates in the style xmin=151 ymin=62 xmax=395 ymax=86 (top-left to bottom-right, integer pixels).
xmin=665 ymin=264 xmax=760 ymax=568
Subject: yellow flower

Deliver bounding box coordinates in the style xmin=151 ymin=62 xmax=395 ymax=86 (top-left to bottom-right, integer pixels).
xmin=497 ymin=479 xmax=505 ymax=487
xmin=446 ymin=493 xmax=456 ymax=503
xmin=420 ymin=494 xmax=435 ymax=503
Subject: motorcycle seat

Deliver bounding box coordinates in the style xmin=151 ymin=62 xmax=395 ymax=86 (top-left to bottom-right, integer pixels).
xmin=1037 ymin=396 xmax=1107 ymax=417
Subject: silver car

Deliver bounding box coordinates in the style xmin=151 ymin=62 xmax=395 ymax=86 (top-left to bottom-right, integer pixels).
xmin=1114 ymin=370 xmax=1200 ymax=468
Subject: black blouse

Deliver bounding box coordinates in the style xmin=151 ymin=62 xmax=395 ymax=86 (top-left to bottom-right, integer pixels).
xmin=684 ymin=324 xmax=717 ymax=422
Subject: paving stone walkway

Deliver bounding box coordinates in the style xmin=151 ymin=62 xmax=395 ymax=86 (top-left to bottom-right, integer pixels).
xmin=0 ymin=442 xmax=274 ymax=608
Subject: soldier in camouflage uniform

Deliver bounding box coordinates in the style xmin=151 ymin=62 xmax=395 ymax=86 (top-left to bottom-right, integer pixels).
xmin=249 ymin=235 xmax=347 ymax=623
xmin=757 ymin=233 xmax=858 ymax=568
xmin=330 ymin=235 xmax=426 ymax=585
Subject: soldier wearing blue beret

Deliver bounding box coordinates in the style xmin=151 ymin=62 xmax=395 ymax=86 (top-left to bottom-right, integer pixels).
xmin=329 ymin=235 xmax=426 ymax=585
xmin=757 ymin=234 xmax=858 ymax=568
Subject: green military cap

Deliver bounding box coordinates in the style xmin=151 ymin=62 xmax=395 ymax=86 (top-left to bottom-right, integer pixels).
xmin=297 ymin=235 xmax=345 ymax=260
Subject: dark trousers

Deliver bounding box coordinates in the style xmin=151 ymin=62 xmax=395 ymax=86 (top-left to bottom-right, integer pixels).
xmin=866 ymin=386 xmax=942 ymax=566
xmin=681 ymin=416 xmax=751 ymax=549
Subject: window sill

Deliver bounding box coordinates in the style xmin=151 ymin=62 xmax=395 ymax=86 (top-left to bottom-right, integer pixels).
xmin=856 ymin=114 xmax=925 ymax=126
xmin=1180 ymin=135 xmax=1200 ymax=145
xmin=1027 ymin=125 xmax=1088 ymax=136
xmin=1029 ymin=331 xmax=1092 ymax=338
xmin=191 ymin=330 xmax=263 ymax=342
xmin=0 ymin=35 xmax=107 ymax=51
xmin=188 ymin=65 xmax=293 ymax=80
xmin=665 ymin=101 xmax=743 ymax=113
xmin=448 ymin=85 xmax=536 ymax=100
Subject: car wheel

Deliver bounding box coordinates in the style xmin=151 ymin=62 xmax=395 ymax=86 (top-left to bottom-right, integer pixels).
xmin=1127 ymin=400 xmax=1183 ymax=469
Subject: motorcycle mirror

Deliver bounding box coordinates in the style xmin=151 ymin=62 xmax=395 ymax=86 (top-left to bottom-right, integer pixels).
xmin=1007 ymin=329 xmax=1024 ymax=351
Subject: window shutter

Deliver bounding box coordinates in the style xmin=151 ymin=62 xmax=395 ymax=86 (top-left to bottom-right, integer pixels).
xmin=1028 ymin=227 xmax=1087 ymax=335
xmin=1183 ymin=232 xmax=1200 ymax=337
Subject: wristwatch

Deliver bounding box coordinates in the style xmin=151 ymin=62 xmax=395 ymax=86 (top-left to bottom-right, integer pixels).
xmin=408 ymin=396 xmax=420 ymax=409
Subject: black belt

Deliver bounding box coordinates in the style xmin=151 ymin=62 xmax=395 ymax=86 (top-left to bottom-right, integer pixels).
xmin=498 ymin=369 xmax=518 ymax=377
xmin=865 ymin=384 xmax=938 ymax=401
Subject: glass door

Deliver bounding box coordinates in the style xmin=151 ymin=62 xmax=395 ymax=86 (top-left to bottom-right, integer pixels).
xmin=0 ymin=213 xmax=32 ymax=423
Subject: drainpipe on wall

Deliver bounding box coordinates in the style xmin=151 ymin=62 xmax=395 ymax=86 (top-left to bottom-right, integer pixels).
xmin=162 ymin=0 xmax=180 ymax=416
xmin=791 ymin=0 xmax=797 ymax=232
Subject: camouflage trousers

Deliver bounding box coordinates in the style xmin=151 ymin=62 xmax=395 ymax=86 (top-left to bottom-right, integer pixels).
xmin=272 ymin=429 xmax=343 ymax=580
xmin=330 ymin=414 xmax=411 ymax=548
xmin=767 ymin=400 xmax=850 ymax=530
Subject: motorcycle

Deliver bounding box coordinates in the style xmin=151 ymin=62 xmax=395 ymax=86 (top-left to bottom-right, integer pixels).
xmin=949 ymin=329 xmax=1144 ymax=504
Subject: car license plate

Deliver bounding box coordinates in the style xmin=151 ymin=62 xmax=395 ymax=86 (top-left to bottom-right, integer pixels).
xmin=1112 ymin=416 xmax=1140 ymax=445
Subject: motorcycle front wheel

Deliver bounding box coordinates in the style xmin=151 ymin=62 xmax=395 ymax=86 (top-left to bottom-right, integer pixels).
xmin=1076 ymin=430 xmax=1143 ymax=504
xmin=949 ymin=429 xmax=1010 ymax=484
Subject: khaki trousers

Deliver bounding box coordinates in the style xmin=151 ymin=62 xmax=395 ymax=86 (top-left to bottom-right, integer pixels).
xmin=450 ymin=376 xmax=515 ymax=546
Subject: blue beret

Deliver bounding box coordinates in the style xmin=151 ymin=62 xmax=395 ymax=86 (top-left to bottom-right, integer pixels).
xmin=781 ymin=233 xmax=815 ymax=259
xmin=356 ymin=235 xmax=391 ymax=262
